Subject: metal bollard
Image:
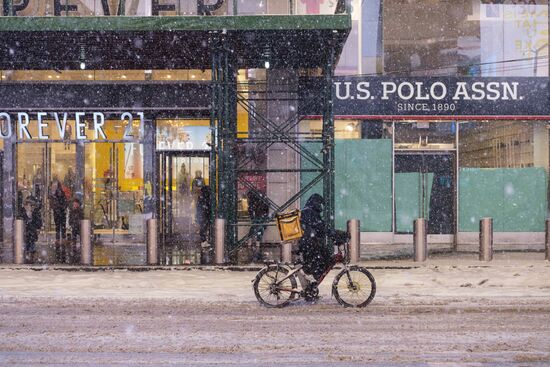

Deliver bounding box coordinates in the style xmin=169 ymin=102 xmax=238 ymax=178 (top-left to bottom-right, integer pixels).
xmin=281 ymin=242 xmax=292 ymax=263
xmin=215 ymin=218 xmax=225 ymax=264
xmin=545 ymin=219 xmax=550 ymax=261
xmin=413 ymin=218 xmax=427 ymax=262
xmin=479 ymin=217 xmax=493 ymax=261
xmin=14 ymin=219 xmax=25 ymax=264
xmin=147 ymin=218 xmax=158 ymax=265
xmin=347 ymin=219 xmax=360 ymax=263
xmin=80 ymin=219 xmax=92 ymax=265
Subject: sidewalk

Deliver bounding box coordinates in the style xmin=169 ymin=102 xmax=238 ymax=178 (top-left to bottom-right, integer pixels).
xmin=360 ymin=242 xmax=546 ymax=260
xmin=0 ymin=251 xmax=549 ymax=303
xmin=1 ymin=250 xmax=548 ymax=272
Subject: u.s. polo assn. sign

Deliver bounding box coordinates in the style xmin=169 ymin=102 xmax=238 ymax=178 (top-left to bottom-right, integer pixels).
xmin=300 ymin=76 xmax=550 ymax=118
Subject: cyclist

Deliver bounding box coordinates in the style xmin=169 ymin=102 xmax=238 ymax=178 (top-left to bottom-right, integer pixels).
xmin=298 ymin=194 xmax=333 ymax=284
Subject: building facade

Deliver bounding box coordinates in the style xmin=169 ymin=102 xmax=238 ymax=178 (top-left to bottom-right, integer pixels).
xmin=300 ymin=0 xmax=550 ymax=250
xmin=0 ymin=1 xmax=348 ymax=265
xmin=0 ymin=0 xmax=549 ymax=265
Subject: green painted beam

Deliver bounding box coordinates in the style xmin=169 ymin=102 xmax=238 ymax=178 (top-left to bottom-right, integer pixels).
xmin=0 ymin=15 xmax=351 ymax=32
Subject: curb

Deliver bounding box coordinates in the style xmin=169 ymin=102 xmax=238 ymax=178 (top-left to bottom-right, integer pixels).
xmin=0 ymin=264 xmax=423 ymax=272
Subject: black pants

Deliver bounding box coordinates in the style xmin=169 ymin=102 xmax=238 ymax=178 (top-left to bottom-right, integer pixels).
xmin=67 ymin=228 xmax=80 ymax=264
xmin=198 ymin=220 xmax=209 ymax=242
xmin=301 ymin=243 xmax=332 ymax=281
xmin=53 ymin=212 xmax=66 ymax=262
xmin=53 ymin=212 xmax=66 ymax=241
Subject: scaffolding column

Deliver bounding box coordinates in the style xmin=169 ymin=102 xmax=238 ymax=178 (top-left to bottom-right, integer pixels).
xmin=322 ymin=47 xmax=336 ymax=249
xmin=209 ymin=42 xmax=220 ymax=247
xmin=212 ymin=37 xmax=238 ymax=257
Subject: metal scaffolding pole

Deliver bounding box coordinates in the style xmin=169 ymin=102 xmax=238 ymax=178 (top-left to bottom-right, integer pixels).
xmin=323 ymin=46 xmax=336 ymax=250
xmin=211 ymin=37 xmax=238 ymax=260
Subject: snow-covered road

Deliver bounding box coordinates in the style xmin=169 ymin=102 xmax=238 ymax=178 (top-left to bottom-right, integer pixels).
xmin=1 ymin=257 xmax=550 ymax=366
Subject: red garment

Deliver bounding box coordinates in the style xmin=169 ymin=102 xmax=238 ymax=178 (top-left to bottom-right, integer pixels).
xmin=61 ymin=184 xmax=72 ymax=200
xmin=301 ymin=0 xmax=324 ymax=14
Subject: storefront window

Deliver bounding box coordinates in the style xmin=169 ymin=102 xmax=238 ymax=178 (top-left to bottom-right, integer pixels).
xmin=394 ymin=121 xmax=456 ymax=150
xmin=299 ymin=119 xmax=362 ymax=139
xmin=361 ymin=120 xmax=392 ymax=139
xmin=0 ymin=69 xmax=212 ymax=82
xmin=458 ymin=120 xmax=548 ymax=233
xmin=382 ymin=0 xmax=549 ymax=77
xmin=16 ymin=142 xmax=77 ymax=263
xmin=459 ymin=120 xmax=536 ymax=168
xmin=85 ymin=140 xmax=145 ymax=265
xmin=393 ymin=121 xmax=456 ymax=235
xmin=14 ymin=117 xmax=147 ymax=265
xmin=155 ymin=119 xmax=210 ymax=264
xmin=155 ymin=119 xmax=211 ymax=151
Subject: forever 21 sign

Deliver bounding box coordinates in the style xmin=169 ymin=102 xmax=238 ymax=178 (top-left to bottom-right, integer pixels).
xmin=0 ymin=111 xmax=144 ymax=141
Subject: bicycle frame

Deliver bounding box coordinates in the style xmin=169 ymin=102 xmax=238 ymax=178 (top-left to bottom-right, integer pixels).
xmin=271 ymin=240 xmax=350 ymax=295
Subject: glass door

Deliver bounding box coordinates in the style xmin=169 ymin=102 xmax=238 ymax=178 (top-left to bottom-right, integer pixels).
xmin=158 ymin=152 xmax=209 ymax=265
xmin=17 ymin=142 xmax=77 ymax=263
xmin=394 ymin=152 xmax=455 ymax=234
xmin=86 ymin=142 xmax=145 ymax=265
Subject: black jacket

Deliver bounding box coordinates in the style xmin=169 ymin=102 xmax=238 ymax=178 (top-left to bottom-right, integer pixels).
xmin=298 ymin=194 xmax=331 ymax=280
xmin=49 ymin=187 xmax=67 ymax=217
xmin=196 ymin=186 xmax=211 ymax=225
xmin=247 ymin=190 xmax=269 ymax=220
xmin=69 ymin=206 xmax=84 ymax=233
xmin=22 ymin=208 xmax=42 ymax=245
xmin=299 ymin=193 xmax=326 ymax=247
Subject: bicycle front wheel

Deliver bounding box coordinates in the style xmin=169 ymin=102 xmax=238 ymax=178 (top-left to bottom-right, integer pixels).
xmin=332 ymin=266 xmax=376 ymax=308
xmin=253 ymin=265 xmax=297 ymax=308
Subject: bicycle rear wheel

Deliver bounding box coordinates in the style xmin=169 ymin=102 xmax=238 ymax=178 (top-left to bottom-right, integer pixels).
xmin=253 ymin=265 xmax=297 ymax=308
xmin=332 ymin=266 xmax=376 ymax=308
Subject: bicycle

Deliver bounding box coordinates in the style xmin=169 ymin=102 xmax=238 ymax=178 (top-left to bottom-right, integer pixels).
xmin=252 ymin=233 xmax=376 ymax=308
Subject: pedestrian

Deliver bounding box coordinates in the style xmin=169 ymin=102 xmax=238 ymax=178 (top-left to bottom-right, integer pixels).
xmin=21 ymin=197 xmax=42 ymax=264
xmin=298 ymin=193 xmax=332 ymax=282
xmin=196 ymin=185 xmax=211 ymax=245
xmin=177 ymin=163 xmax=190 ymax=195
xmin=68 ymin=198 xmax=84 ymax=264
xmin=49 ymin=179 xmax=68 ymax=262
xmin=247 ymin=190 xmax=269 ymax=262
xmin=64 ymin=167 xmax=76 ymax=199
xmin=191 ymin=170 xmax=205 ymax=222
xmin=191 ymin=170 xmax=205 ymax=196
xmin=64 ymin=124 xmax=72 ymax=150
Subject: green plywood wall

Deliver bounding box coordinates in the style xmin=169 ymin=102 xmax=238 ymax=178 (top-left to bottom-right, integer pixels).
xmin=459 ymin=168 xmax=548 ymax=232
xmin=301 ymin=139 xmax=393 ymax=231
xmin=395 ymin=172 xmax=434 ymax=233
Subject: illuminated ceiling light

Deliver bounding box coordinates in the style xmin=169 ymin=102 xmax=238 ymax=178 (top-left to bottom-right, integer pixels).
xmin=47 ymin=75 xmax=53 ymax=79
xmin=1 ymin=75 xmax=5 ymax=79
xmin=80 ymin=62 xmax=86 ymax=70
xmin=264 ymin=61 xmax=270 ymax=69
xmin=121 ymin=75 xmax=127 ymax=79
xmin=166 ymin=74 xmax=172 ymax=79
xmin=191 ymin=74 xmax=196 ymax=79
xmin=345 ymin=123 xmax=355 ymax=132
xmin=56 ymin=75 xmax=60 ymax=79
xmin=87 ymin=74 xmax=93 ymax=79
